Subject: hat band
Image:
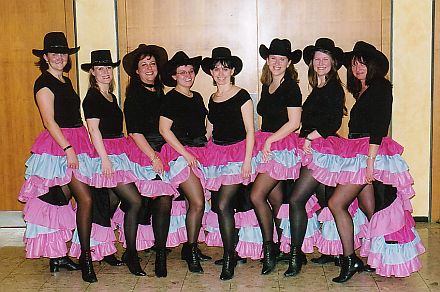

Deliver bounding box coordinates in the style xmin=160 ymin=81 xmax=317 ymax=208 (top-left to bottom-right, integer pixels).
xmin=92 ymin=60 xmax=115 ymax=65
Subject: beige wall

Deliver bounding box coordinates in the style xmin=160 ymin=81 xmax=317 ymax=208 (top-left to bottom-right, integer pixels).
xmin=392 ymin=0 xmax=432 ymax=217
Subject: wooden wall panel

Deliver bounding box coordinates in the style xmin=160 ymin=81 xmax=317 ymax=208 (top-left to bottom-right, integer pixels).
xmin=0 ymin=0 xmax=76 ymax=210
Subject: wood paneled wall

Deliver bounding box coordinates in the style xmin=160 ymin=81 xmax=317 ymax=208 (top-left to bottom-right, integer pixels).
xmin=432 ymin=1 xmax=440 ymax=222
xmin=0 ymin=0 xmax=76 ymax=210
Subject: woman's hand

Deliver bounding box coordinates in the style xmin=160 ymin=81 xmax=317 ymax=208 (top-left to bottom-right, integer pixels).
xmin=151 ymin=154 xmax=164 ymax=174
xmin=101 ymin=157 xmax=113 ymax=176
xmin=65 ymin=148 xmax=79 ymax=169
xmin=183 ymin=151 xmax=198 ymax=168
xmin=365 ymin=157 xmax=375 ymax=184
xmin=241 ymin=159 xmax=252 ymax=179
xmin=262 ymin=140 xmax=272 ymax=162
xmin=303 ymin=139 xmax=312 ymax=154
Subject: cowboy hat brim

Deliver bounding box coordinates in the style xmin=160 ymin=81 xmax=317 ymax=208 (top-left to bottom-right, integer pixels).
xmin=80 ymin=60 xmax=121 ymax=72
xmin=122 ymin=44 xmax=168 ymax=77
xmin=303 ymin=45 xmax=344 ymax=69
xmin=201 ymin=56 xmax=243 ymax=76
xmin=32 ymin=47 xmax=79 ymax=57
xmin=162 ymin=56 xmax=202 ymax=87
xmin=259 ymin=45 xmax=302 ymax=64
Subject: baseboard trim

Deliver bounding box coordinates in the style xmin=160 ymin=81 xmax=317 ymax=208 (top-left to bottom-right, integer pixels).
xmin=0 ymin=211 xmax=25 ymax=227
xmin=414 ymin=216 xmax=429 ymax=222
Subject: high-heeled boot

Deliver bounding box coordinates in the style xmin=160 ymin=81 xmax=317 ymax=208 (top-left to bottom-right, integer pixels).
xmin=155 ymin=248 xmax=167 ymax=278
xmin=332 ymin=253 xmax=364 ymax=283
xmin=181 ymin=242 xmax=203 ymax=273
xmin=311 ymin=254 xmax=338 ymax=265
xmin=79 ymin=250 xmax=98 ymax=283
xmin=220 ymin=252 xmax=236 ymax=280
xmin=261 ymin=241 xmax=277 ymax=275
xmin=122 ymin=250 xmax=146 ymax=276
xmin=284 ymin=246 xmax=307 ymax=277
xmin=100 ymin=254 xmax=123 ymax=266
xmin=49 ymin=256 xmax=80 ymax=272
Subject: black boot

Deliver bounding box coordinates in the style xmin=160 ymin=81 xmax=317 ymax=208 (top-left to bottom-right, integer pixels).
xmin=49 ymin=256 xmax=81 ymax=272
xmin=123 ymin=250 xmax=146 ymax=276
xmin=101 ymin=254 xmax=123 ymax=266
xmin=363 ymin=264 xmax=375 ymax=272
xmin=261 ymin=241 xmax=277 ymax=275
xmin=284 ymin=246 xmax=307 ymax=277
xmin=311 ymin=254 xmax=337 ymax=265
xmin=220 ymin=252 xmax=236 ymax=280
xmin=215 ymin=252 xmax=247 ymax=265
xmin=332 ymin=253 xmax=364 ymax=283
xmin=181 ymin=243 xmax=203 ymax=273
xmin=79 ymin=251 xmax=98 ymax=283
xmin=155 ymin=248 xmax=167 ymax=278
xmin=197 ymin=247 xmax=212 ymax=261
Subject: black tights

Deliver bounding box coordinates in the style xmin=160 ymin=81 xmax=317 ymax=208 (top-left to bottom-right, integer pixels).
xmin=61 ymin=176 xmax=93 ymax=251
xmin=179 ymin=170 xmax=205 ymax=244
xmin=152 ymin=196 xmax=172 ymax=248
xmin=249 ymin=173 xmax=283 ymax=242
xmin=288 ymin=167 xmax=325 ymax=248
xmin=212 ymin=184 xmax=242 ymax=253
xmin=109 ymin=183 xmax=142 ymax=252
xmin=328 ymin=184 xmax=374 ymax=256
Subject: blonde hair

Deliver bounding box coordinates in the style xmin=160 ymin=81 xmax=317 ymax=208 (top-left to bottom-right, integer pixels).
xmin=88 ymin=68 xmax=115 ymax=93
xmin=260 ymin=62 xmax=299 ymax=86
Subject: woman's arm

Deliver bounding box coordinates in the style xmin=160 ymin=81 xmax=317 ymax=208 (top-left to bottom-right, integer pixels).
xmin=86 ymin=118 xmax=113 ymax=175
xmin=35 ymin=87 xmax=79 ymax=169
xmin=130 ymin=133 xmax=163 ymax=174
xmin=241 ymin=100 xmax=255 ymax=178
xmin=159 ymin=116 xmax=197 ymax=167
xmin=205 ymin=120 xmax=213 ymax=141
xmin=366 ymin=144 xmax=380 ymax=184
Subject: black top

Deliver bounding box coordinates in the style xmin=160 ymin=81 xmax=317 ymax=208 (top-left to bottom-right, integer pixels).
xmin=257 ymin=75 xmax=302 ymax=132
xmin=82 ymin=88 xmax=123 ymax=138
xmin=300 ymin=78 xmax=345 ymax=138
xmin=160 ymin=89 xmax=207 ymax=142
xmin=349 ymin=78 xmax=392 ymax=145
xmin=34 ymin=71 xmax=82 ymax=128
xmin=208 ymin=89 xmax=252 ymax=143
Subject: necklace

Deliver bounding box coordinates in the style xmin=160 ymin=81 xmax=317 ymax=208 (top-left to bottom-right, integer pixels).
xmin=176 ymin=88 xmax=192 ymax=97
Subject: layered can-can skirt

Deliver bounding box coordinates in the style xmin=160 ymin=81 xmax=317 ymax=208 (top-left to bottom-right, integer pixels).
xmin=23 ymin=197 xmax=75 ymax=259
xmin=200 ymin=140 xmax=258 ymax=191
xmin=88 ymin=137 xmax=139 ymax=188
xmin=254 ymin=131 xmax=302 ymax=180
xmin=277 ymin=195 xmax=322 ymax=254
xmin=126 ymin=138 xmax=178 ymax=198
xmin=19 ymin=127 xmax=95 ymax=202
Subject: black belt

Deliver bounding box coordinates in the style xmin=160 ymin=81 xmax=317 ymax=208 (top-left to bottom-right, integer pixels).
xmin=348 ymin=133 xmax=370 ymax=139
xmin=179 ymin=136 xmax=207 ymax=147
xmin=59 ymin=122 xmax=84 ymax=128
xmin=102 ymin=133 xmax=124 ymax=139
xmin=213 ymin=138 xmax=243 ymax=146
xmin=144 ymin=134 xmax=166 ymax=152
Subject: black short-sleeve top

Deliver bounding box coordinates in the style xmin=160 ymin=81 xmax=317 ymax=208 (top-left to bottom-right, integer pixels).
xmin=208 ymin=88 xmax=252 ymax=143
xmin=257 ymin=75 xmax=302 ymax=132
xmin=348 ymin=78 xmax=393 ymax=145
xmin=82 ymin=88 xmax=123 ymax=138
xmin=300 ymin=77 xmax=345 ymax=138
xmin=160 ymin=89 xmax=207 ymax=142
xmin=33 ymin=71 xmax=83 ymax=128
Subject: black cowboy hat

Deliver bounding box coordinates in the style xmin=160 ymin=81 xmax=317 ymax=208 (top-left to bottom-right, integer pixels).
xmin=32 ymin=32 xmax=79 ymax=57
xmin=259 ymin=38 xmax=302 ymax=64
xmin=122 ymin=44 xmax=168 ymax=77
xmin=201 ymin=47 xmax=243 ymax=76
xmin=162 ymin=51 xmax=202 ymax=87
xmin=303 ymin=38 xmax=344 ymax=69
xmin=343 ymin=41 xmax=389 ymax=76
xmin=81 ymin=50 xmax=120 ymax=72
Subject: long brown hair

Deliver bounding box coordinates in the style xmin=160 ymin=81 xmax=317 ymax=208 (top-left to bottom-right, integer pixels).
xmin=260 ymin=62 xmax=298 ymax=86
xmin=88 ymin=68 xmax=115 ymax=93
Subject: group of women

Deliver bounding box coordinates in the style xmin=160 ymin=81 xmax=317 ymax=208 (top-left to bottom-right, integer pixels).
xmin=19 ymin=31 xmax=424 ymax=284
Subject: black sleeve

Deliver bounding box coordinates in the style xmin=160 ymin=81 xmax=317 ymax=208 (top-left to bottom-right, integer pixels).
xmin=316 ymin=81 xmax=344 ymax=138
xmin=238 ymin=89 xmax=252 ymax=107
xmin=82 ymin=89 xmax=101 ymax=119
xmin=368 ymin=79 xmax=393 ymax=145
xmin=284 ymin=80 xmax=302 ymax=108
xmin=124 ymin=89 xmax=142 ymax=134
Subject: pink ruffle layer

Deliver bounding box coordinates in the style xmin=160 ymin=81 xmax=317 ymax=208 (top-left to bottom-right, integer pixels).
xmin=126 ymin=137 xmax=170 ymax=171
xmin=24 ymin=230 xmax=72 ymax=259
xmin=69 ymin=224 xmax=117 ymax=261
xmin=23 ymin=198 xmax=75 ymax=230
xmin=279 ymin=230 xmax=321 ymax=254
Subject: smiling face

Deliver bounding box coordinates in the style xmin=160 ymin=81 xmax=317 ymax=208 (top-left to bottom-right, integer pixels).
xmin=173 ymin=64 xmax=196 ymax=88
xmin=351 ymin=57 xmax=368 ymax=82
xmin=210 ymin=61 xmax=234 ymax=86
xmin=136 ymin=55 xmax=158 ymax=84
xmin=92 ymin=65 xmax=113 ymax=86
xmin=44 ymin=52 xmax=68 ymax=72
xmin=312 ymin=51 xmax=332 ymax=77
xmin=266 ymin=54 xmax=291 ymax=77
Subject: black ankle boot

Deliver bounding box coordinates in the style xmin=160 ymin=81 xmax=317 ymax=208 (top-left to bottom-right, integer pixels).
xmin=101 ymin=254 xmax=123 ymax=266
xmin=261 ymin=241 xmax=277 ymax=275
xmin=332 ymin=253 xmax=364 ymax=283
xmin=181 ymin=243 xmax=203 ymax=273
xmin=220 ymin=252 xmax=236 ymax=280
xmin=155 ymin=248 xmax=167 ymax=278
xmin=79 ymin=251 xmax=98 ymax=283
xmin=215 ymin=252 xmax=247 ymax=265
xmin=311 ymin=254 xmax=337 ymax=265
xmin=49 ymin=256 xmax=80 ymax=272
xmin=123 ymin=251 xmax=146 ymax=276
xmin=197 ymin=247 xmax=212 ymax=261
xmin=284 ymin=246 xmax=307 ymax=277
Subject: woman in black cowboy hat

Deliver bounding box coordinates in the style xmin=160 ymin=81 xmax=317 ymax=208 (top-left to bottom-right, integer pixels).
xmin=249 ymin=38 xmax=303 ymax=275
xmin=200 ymin=47 xmax=255 ymax=280
xmin=285 ymin=37 xmax=346 ymax=277
xmin=122 ymin=44 xmax=178 ymax=278
xmin=327 ymin=41 xmax=424 ymax=282
xmin=81 ymin=50 xmax=146 ymax=277
xmin=20 ymin=31 xmax=97 ymax=282
xmin=159 ymin=51 xmax=208 ymax=274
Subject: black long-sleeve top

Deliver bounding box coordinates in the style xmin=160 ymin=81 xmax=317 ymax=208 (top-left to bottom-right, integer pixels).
xmin=300 ymin=77 xmax=345 ymax=138
xmin=348 ymin=78 xmax=392 ymax=145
